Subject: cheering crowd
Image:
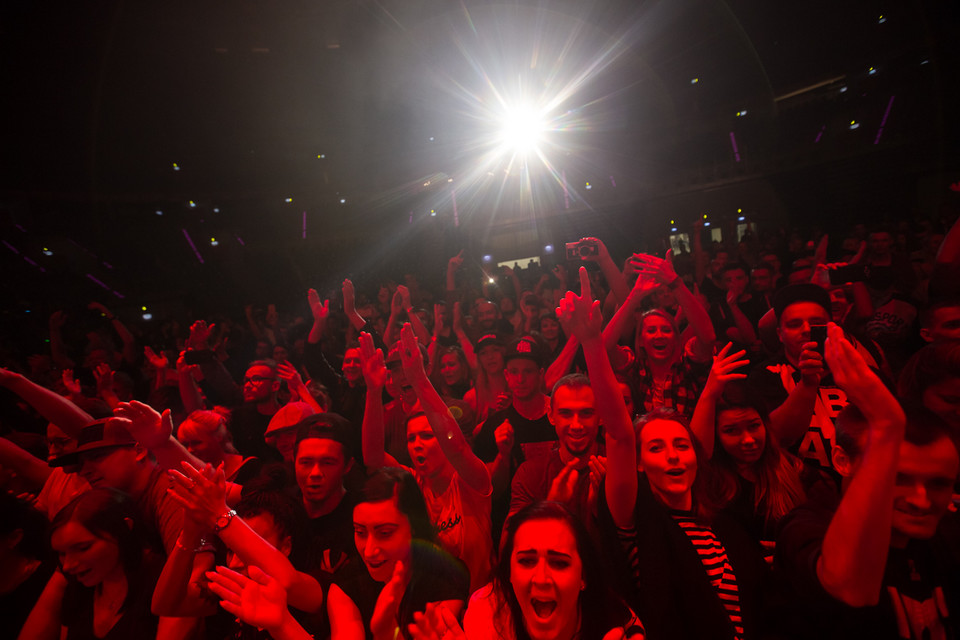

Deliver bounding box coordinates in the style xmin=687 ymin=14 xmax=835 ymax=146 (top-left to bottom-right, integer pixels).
xmin=1 ymin=216 xmax=959 ymax=640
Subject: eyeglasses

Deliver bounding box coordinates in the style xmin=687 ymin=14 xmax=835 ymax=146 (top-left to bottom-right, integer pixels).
xmin=244 ymin=375 xmax=273 ymax=384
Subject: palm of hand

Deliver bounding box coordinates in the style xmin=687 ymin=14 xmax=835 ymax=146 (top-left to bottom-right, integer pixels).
xmin=239 ymin=577 xmax=286 ymax=630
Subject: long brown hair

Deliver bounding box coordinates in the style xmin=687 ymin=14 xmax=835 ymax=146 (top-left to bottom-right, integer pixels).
xmin=706 ymin=383 xmax=805 ymax=531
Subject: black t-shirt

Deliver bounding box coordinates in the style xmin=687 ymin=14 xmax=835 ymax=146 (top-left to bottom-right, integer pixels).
xmin=305 ymin=491 xmax=360 ymax=581
xmin=229 ymin=404 xmax=279 ymax=462
xmin=473 ymin=404 xmax=557 ymax=541
xmin=747 ymin=357 xmax=849 ymax=477
xmin=333 ymin=542 xmax=470 ymax=640
xmin=775 ymin=488 xmax=960 ymax=640
xmin=473 ymin=405 xmax=557 ymax=467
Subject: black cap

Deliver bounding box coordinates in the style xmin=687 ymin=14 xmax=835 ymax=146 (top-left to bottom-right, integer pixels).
xmin=476 ymin=333 xmax=503 ymax=349
xmin=773 ymin=284 xmax=832 ymax=322
xmin=505 ymin=337 xmax=544 ymax=368
xmin=49 ymin=418 xmax=137 ymax=467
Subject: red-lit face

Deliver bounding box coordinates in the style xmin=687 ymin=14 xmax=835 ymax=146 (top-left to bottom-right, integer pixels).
xmin=342 ymin=348 xmax=362 ymax=384
xmin=440 ymin=353 xmax=466 ymax=387
xmin=540 ymin=318 xmax=560 ymax=341
xmin=407 ymin=416 xmax=447 ymax=478
xmin=891 ymin=438 xmax=959 ymax=541
xmin=777 ymin=302 xmax=830 ymax=365
xmin=511 ymin=519 xmax=583 ymax=640
xmin=244 ymin=365 xmax=277 ymax=403
xmin=638 ymin=419 xmax=697 ymax=510
xmin=478 ymin=303 xmax=499 ymax=330
xmin=550 ymin=386 xmax=599 ymax=458
xmin=295 ymin=438 xmax=350 ymax=507
xmin=479 ymin=345 xmax=506 ymax=375
xmin=639 ymin=315 xmax=677 ymax=363
xmin=716 ymin=407 xmax=766 ymax=465
xmin=751 ymin=268 xmax=773 ymax=293
xmin=177 ymin=419 xmax=222 ymax=463
xmin=921 ymin=378 xmax=960 ymax=432
xmin=722 ymin=268 xmax=749 ymax=296
xmin=52 ymin=522 xmax=121 ymax=588
xmin=505 ymin=359 xmax=542 ymax=401
xmin=353 ymin=498 xmax=413 ymax=583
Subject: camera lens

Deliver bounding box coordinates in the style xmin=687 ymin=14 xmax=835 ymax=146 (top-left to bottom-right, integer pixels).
xmin=578 ymin=244 xmax=591 ymax=257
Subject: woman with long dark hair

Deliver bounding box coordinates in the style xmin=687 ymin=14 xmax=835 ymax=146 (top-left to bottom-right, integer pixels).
xmin=19 ymin=488 xmax=161 ymax=640
xmin=327 ymin=467 xmax=470 ymax=640
xmin=460 ymin=501 xmax=643 ymax=640
xmin=691 ymin=345 xmax=807 ymax=543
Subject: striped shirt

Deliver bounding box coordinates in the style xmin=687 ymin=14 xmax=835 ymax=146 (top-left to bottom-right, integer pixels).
xmin=617 ymin=513 xmax=744 ymax=640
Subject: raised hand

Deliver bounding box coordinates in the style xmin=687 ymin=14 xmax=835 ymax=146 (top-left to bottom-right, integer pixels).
xmin=824 ymin=323 xmax=904 ymax=430
xmin=113 ymin=400 xmax=173 ymax=449
xmin=392 ymin=290 xmax=406 ymax=317
xmin=187 ymin=320 xmax=216 ymax=351
xmin=451 ymin=302 xmax=463 ymax=334
xmin=631 ymin=250 xmax=679 ymax=287
xmin=495 ymin=420 xmax=514 ymax=457
xmin=702 ymin=343 xmax=749 ymax=399
xmin=408 ymin=602 xmax=466 ymax=640
xmin=307 ymin=289 xmax=329 ymax=322
xmin=342 ymin=279 xmax=356 ymax=313
xmin=359 ymin=332 xmax=387 ymax=389
xmin=587 ymin=454 xmax=607 ymax=511
xmin=62 ymin=369 xmax=82 ymax=396
xmin=206 ymin=565 xmax=288 ymax=632
xmin=167 ymin=461 xmax=229 ymax=530
xmin=546 ymin=459 xmax=580 ymax=503
xmin=397 ymin=285 xmax=413 ymax=312
xmin=399 ymin=323 xmax=426 ymax=381
xmin=556 ymin=267 xmax=602 ymax=342
xmin=49 ymin=310 xmax=68 ymax=330
xmin=144 ymin=346 xmax=169 ymax=370
xmin=447 ymin=250 xmax=465 ymax=273
xmin=265 ymin=304 xmax=279 ymax=328
xmin=277 ymin=361 xmax=305 ymax=391
xmin=371 ymin=560 xmax=409 ymax=640
xmin=93 ymin=363 xmax=115 ymax=394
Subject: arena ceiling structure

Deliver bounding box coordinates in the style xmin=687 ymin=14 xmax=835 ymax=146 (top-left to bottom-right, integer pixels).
xmin=0 ymin=0 xmax=957 ymax=311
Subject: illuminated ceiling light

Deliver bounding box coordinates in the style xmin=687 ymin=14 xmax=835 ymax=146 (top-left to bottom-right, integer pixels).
xmin=849 ymin=121 xmax=860 ymax=130
xmin=690 ymin=78 xmax=699 ymax=84
xmin=42 ymin=248 xmax=53 ymax=256
xmin=704 ymin=222 xmax=711 ymax=227
xmin=317 ymin=154 xmax=326 ymax=159
xmin=155 ymin=210 xmax=163 ymax=215
xmin=213 ymin=207 xmax=220 ymax=213
xmin=142 ymin=313 xmax=153 ymax=320
xmin=172 ymin=162 xmax=180 ymax=171
xmin=496 ymin=104 xmax=547 ymax=155
xmin=488 ymin=278 xmax=495 ymax=284
xmin=141 ymin=306 xmax=147 ymax=311
xmin=285 ymin=197 xmax=293 ymax=203
xmin=878 ymin=15 xmax=886 ymax=23
xmin=544 ymin=245 xmax=554 ymax=254
xmin=736 ymin=110 xmax=748 ymax=117
xmin=430 ymin=209 xmax=437 ymax=216
xmin=482 ymin=254 xmax=493 ymax=263
xmin=671 ymin=227 xmax=678 ymax=232
xmin=188 ymin=200 xmax=196 ymax=208
xmin=210 ymin=238 xmax=219 ymax=246
xmin=738 ymin=216 xmax=745 ymax=221
xmin=737 ymin=208 xmax=742 ymax=213
xmin=340 ymin=198 xmax=346 ymax=204
xmin=585 ymin=182 xmax=592 ymax=190
xmin=703 ymin=214 xmax=708 ymax=219
xmin=868 ymin=66 xmax=876 ymax=75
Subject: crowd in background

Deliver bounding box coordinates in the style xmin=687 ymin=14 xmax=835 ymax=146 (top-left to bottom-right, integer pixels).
xmin=2 ymin=211 xmax=959 ymax=640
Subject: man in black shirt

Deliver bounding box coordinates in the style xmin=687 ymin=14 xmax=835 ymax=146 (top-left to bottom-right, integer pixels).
xmin=776 ymin=331 xmax=959 ymax=640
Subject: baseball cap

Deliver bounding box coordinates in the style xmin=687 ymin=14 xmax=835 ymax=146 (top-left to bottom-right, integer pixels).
xmin=49 ymin=418 xmax=137 ymax=467
xmin=773 ymin=283 xmax=832 ymax=322
xmin=265 ymin=401 xmax=317 ymax=438
xmin=476 ymin=334 xmax=503 ymax=350
xmin=505 ymin=337 xmax=544 ymax=368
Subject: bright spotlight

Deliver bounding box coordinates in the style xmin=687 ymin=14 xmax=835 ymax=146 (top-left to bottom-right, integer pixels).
xmin=497 ymin=104 xmax=547 ymax=154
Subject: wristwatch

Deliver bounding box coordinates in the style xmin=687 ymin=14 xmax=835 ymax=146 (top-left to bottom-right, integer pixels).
xmin=213 ymin=509 xmax=237 ymax=534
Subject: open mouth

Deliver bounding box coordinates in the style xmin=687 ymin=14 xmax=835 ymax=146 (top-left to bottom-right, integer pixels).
xmin=531 ymin=599 xmax=557 ymax=618
xmin=414 ymin=455 xmax=427 ymax=465
xmin=366 ymin=559 xmax=387 ymax=570
xmin=665 ymin=468 xmax=685 ymax=477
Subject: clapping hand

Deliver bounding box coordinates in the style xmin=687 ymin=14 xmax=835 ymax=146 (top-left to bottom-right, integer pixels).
xmin=113 ymin=401 xmax=173 ymax=450
xmin=358 ymin=332 xmax=387 ymax=389
xmin=206 ymin=565 xmax=289 ymax=632
xmin=399 ymin=323 xmax=426 ymax=381
xmin=167 ymin=461 xmax=229 ymax=531
xmin=408 ymin=602 xmax=466 ymax=640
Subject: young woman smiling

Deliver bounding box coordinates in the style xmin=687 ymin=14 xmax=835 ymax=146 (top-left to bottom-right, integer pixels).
xmin=560 ymin=267 xmax=766 ymax=640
